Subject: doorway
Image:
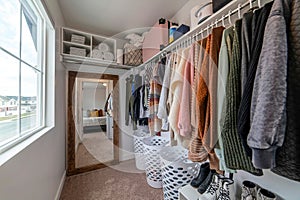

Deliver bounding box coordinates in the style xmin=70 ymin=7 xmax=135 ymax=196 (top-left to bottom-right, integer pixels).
xmin=67 ymin=71 xmax=120 ymax=176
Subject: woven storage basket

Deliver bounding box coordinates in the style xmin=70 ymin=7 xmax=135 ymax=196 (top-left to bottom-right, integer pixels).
xmin=124 ymin=45 xmax=143 ymax=66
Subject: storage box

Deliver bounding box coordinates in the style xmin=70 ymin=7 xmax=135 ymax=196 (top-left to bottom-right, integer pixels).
xmin=71 ymin=34 xmax=86 ymax=44
xmin=142 ymin=18 xmax=169 ymax=62
xmin=124 ymin=44 xmax=143 ymax=66
xmin=174 ymin=24 xmax=190 ymax=41
xmin=213 ymin=0 xmax=232 ymax=13
xmin=69 ymin=47 xmax=86 ymax=57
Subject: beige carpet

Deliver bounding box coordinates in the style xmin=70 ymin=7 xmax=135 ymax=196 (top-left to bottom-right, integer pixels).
xmin=60 ymin=160 xmax=164 ymax=200
xmin=76 ymin=132 xmax=114 ymax=168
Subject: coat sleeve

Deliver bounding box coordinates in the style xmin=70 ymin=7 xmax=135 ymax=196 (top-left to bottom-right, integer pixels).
xmin=247 ymin=0 xmax=288 ymax=169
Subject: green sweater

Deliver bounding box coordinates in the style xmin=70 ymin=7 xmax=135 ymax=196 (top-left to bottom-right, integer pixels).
xmin=221 ymin=19 xmax=261 ymax=175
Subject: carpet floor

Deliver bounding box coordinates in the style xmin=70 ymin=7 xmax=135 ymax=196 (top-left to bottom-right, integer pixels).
xmin=76 ymin=132 xmax=114 ymax=168
xmin=60 ymin=160 xmax=164 ymax=200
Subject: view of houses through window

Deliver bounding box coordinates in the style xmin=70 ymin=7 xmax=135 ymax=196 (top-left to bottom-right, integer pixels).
xmin=0 ymin=0 xmax=44 ymax=149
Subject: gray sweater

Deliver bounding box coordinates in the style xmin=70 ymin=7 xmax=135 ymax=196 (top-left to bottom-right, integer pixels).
xmin=247 ymin=0 xmax=291 ymax=169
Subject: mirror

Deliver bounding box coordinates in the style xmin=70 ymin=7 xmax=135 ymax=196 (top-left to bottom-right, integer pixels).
xmin=67 ymin=71 xmax=120 ymax=175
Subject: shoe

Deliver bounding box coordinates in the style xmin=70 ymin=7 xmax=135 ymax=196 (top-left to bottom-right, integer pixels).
xmin=257 ymin=188 xmax=276 ymax=200
xmin=191 ymin=162 xmax=210 ymax=188
xmin=198 ymin=170 xmax=216 ymax=194
xmin=217 ymin=178 xmax=234 ymax=200
xmin=241 ymin=180 xmax=257 ymax=200
xmin=200 ymin=174 xmax=222 ymax=200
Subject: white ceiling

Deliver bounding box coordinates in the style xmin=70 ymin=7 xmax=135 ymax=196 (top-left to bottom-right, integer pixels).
xmin=58 ymin=0 xmax=189 ymax=37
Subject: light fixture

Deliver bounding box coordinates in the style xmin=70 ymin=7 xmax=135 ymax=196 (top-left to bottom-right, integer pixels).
xmin=102 ymin=83 xmax=107 ymax=87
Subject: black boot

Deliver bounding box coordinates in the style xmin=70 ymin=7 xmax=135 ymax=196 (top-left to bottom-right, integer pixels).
xmin=198 ymin=169 xmax=216 ymax=194
xmin=190 ymin=162 xmax=210 ymax=188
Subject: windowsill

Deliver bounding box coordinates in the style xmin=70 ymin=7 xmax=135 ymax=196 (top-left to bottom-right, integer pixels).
xmin=0 ymin=126 xmax=54 ymax=167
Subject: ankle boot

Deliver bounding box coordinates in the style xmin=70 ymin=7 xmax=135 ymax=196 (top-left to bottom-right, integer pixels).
xmin=201 ymin=174 xmax=222 ymax=199
xmin=217 ymin=178 xmax=234 ymax=200
xmin=191 ymin=162 xmax=210 ymax=188
xmin=241 ymin=180 xmax=257 ymax=200
xmin=257 ymin=188 xmax=276 ymax=200
xmin=198 ymin=169 xmax=216 ymax=194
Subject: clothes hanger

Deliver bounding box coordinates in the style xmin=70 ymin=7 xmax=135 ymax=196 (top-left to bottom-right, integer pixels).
xmin=238 ymin=4 xmax=242 ymax=19
xmin=228 ymin=10 xmax=233 ymax=26
xmin=206 ymin=25 xmax=210 ymax=37
xmin=222 ymin=15 xmax=225 ymax=27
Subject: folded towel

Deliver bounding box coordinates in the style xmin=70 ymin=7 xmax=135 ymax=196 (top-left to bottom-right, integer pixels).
xmin=91 ymin=49 xmax=103 ymax=59
xmin=124 ymin=43 xmax=136 ymax=49
xmin=103 ymin=51 xmax=114 ymax=61
xmin=98 ymin=42 xmax=110 ymax=52
xmin=117 ymin=49 xmax=123 ymax=64
xmin=125 ymin=33 xmax=144 ymax=43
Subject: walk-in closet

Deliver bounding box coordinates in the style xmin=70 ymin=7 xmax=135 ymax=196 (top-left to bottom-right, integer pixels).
xmin=0 ymin=0 xmax=299 ymax=199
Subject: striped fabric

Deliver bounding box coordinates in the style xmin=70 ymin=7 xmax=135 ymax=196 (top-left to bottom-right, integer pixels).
xmin=221 ymin=19 xmax=261 ymax=175
xmin=148 ymin=63 xmax=163 ymax=136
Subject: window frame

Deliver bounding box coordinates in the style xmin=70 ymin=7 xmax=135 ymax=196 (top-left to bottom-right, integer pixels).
xmin=0 ymin=0 xmax=55 ymax=158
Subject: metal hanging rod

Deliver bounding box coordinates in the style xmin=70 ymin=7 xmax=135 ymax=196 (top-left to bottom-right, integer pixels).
xmin=137 ymin=0 xmax=269 ymax=70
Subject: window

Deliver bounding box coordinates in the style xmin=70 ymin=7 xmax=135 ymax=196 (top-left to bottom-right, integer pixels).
xmin=0 ymin=0 xmax=54 ymax=153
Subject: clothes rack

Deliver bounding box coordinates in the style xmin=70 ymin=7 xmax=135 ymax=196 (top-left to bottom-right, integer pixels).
xmin=137 ymin=0 xmax=273 ymax=71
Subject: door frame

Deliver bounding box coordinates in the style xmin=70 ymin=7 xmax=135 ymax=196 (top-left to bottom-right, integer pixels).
xmin=67 ymin=71 xmax=120 ymax=176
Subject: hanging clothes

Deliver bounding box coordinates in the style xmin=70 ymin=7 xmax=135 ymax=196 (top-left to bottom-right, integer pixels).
xmin=148 ymin=59 xmax=165 ymax=135
xmin=139 ymin=81 xmax=150 ymax=119
xmin=237 ymin=2 xmax=274 ymax=157
xmin=157 ymin=53 xmax=174 ymax=131
xmin=240 ymin=11 xmax=254 ymax=95
xmin=168 ymin=47 xmax=190 ymax=147
xmin=190 ymin=40 xmax=201 ymax=131
xmin=129 ymin=74 xmax=148 ymax=129
xmin=104 ymin=92 xmax=113 ymax=117
xmin=189 ymin=38 xmax=208 ymax=162
xmin=178 ymin=45 xmax=194 ymax=138
xmin=272 ymin=0 xmax=300 ymax=181
xmin=248 ymin=0 xmax=290 ymax=169
xmin=195 ymin=27 xmax=224 ymax=171
xmin=167 ymin=50 xmax=182 ymax=145
xmin=220 ymin=19 xmax=262 ymax=175
xmin=125 ymin=75 xmax=133 ymax=126
xmin=215 ymin=26 xmax=235 ymax=173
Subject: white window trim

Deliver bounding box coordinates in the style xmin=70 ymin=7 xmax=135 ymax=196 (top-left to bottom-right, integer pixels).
xmin=0 ymin=0 xmax=55 ymax=166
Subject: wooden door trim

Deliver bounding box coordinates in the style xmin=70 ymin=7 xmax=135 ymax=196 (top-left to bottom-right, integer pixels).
xmin=67 ymin=71 xmax=120 ymax=176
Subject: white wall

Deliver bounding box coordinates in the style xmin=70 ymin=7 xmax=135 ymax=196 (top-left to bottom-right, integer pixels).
xmin=118 ymin=72 xmax=135 ymax=161
xmin=0 ymin=0 xmax=66 ymax=200
xmin=171 ymin=0 xmax=211 ymax=26
xmin=82 ymin=87 xmax=107 ymax=111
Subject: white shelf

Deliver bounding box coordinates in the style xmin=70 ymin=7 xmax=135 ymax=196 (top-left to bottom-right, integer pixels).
xmin=61 ymin=27 xmax=117 ymax=62
xmin=61 ymin=54 xmax=133 ymax=70
xmin=63 ymin=41 xmax=91 ymax=49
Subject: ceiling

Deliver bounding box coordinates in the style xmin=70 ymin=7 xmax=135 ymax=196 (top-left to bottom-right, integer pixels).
xmin=58 ymin=0 xmax=189 ymax=37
